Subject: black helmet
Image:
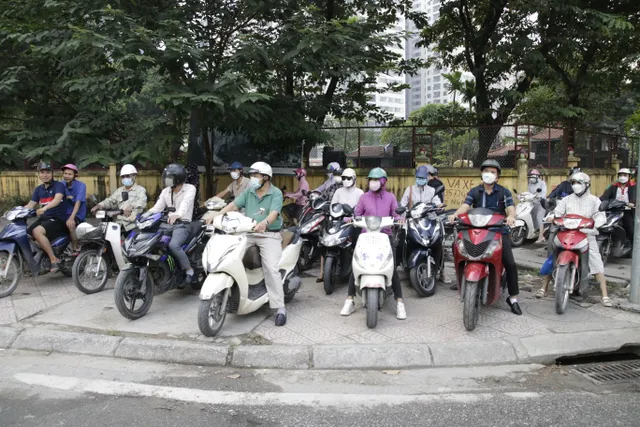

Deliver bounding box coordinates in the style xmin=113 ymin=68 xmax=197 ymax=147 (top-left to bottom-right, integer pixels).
xmin=569 ymin=167 xmax=581 ymax=177
xmin=162 ymin=163 xmax=187 ymax=188
xmin=37 ymin=162 xmax=52 ymax=171
xmin=332 ymin=168 xmax=344 ymax=176
xmin=480 ymin=159 xmax=502 ymax=175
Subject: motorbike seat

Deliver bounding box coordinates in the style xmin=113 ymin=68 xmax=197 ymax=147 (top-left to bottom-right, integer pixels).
xmin=281 ymin=230 xmax=294 ymax=249
xmin=242 ymin=245 xmax=262 ymax=269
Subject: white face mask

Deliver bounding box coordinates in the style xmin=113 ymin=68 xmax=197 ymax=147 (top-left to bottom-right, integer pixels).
xmin=369 ymin=180 xmax=381 ymax=192
xmin=572 ymin=183 xmax=585 ymax=195
xmin=482 ymin=172 xmax=497 ymax=185
xmin=333 ymin=176 xmax=342 ymax=185
xmin=618 ymin=176 xmax=629 ymax=184
xmin=230 ymin=171 xmax=240 ymax=180
xmin=342 ymin=178 xmax=354 ymax=188
xmin=249 ymin=177 xmax=263 ymax=189
xmin=529 ymin=178 xmax=538 ymax=184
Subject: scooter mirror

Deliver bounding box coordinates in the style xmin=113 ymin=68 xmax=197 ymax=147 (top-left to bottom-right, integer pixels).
xmin=395 ymin=207 xmax=406 ymax=215
xmin=342 ymin=204 xmax=353 ymax=215
xmin=536 ymin=188 xmax=542 ymax=193
xmin=599 ymin=200 xmax=609 ymax=211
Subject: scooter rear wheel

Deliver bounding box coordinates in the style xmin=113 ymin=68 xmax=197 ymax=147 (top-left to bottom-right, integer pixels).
xmin=198 ymin=292 xmax=228 ymax=337
xmin=554 ymin=264 xmax=572 ymax=315
xmin=463 ymin=280 xmax=481 ymax=331
xmin=366 ymin=288 xmax=379 ymax=329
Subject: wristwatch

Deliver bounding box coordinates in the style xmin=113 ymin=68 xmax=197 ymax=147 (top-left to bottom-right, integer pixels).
xmin=264 ymin=219 xmax=271 ymax=226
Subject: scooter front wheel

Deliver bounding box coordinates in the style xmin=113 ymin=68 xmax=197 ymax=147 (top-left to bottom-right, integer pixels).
xmin=114 ymin=268 xmax=154 ymax=320
xmin=73 ymin=250 xmax=110 ymax=294
xmin=366 ymin=288 xmax=379 ymax=329
xmin=463 ymin=280 xmax=481 ymax=331
xmin=409 ymin=262 xmax=436 ymax=297
xmin=323 ymin=256 xmax=338 ymax=295
xmin=198 ymin=292 xmax=228 ymax=337
xmin=554 ymin=264 xmax=572 ymax=315
xmin=510 ymin=225 xmax=527 ymax=247
xmin=0 ymin=251 xmax=21 ymax=298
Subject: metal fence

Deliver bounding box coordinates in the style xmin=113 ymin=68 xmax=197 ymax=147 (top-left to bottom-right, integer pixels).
xmin=318 ymin=123 xmax=637 ymax=171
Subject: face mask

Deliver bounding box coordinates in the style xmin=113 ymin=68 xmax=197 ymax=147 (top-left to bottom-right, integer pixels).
xmin=572 ymin=183 xmax=584 ymax=195
xmin=529 ymin=178 xmax=538 ymax=184
xmin=343 ymin=179 xmax=354 ymax=188
xmin=618 ymin=176 xmax=629 ymax=184
xmin=482 ymin=172 xmax=497 ymax=185
xmin=416 ymin=178 xmax=427 ymax=186
xmin=369 ymin=180 xmax=381 ymax=192
xmin=333 ymin=176 xmax=342 ymax=185
xmin=122 ymin=178 xmax=134 ymax=187
xmin=230 ymin=171 xmax=240 ymax=180
xmin=249 ymin=177 xmax=262 ymax=189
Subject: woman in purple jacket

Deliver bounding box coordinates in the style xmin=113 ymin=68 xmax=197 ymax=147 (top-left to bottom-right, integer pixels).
xmin=340 ymin=168 xmax=406 ymax=320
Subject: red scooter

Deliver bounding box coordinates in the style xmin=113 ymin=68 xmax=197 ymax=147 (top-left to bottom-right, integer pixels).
xmin=550 ymin=214 xmax=595 ymax=314
xmin=452 ymin=208 xmax=507 ymax=331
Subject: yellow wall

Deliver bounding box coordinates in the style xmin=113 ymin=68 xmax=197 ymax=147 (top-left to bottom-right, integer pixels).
xmin=0 ymin=167 xmax=616 ymax=209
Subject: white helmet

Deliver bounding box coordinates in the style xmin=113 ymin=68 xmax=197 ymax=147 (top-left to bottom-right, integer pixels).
xmin=120 ymin=164 xmax=138 ymax=176
xmin=341 ymin=168 xmax=356 ymax=178
xmin=248 ymin=162 xmax=272 ymax=178
xmin=618 ymin=168 xmax=632 ymax=175
xmin=570 ymin=172 xmax=591 ymax=196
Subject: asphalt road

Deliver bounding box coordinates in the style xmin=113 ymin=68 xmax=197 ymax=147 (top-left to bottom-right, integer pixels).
xmin=1 ymin=350 xmax=638 ymax=427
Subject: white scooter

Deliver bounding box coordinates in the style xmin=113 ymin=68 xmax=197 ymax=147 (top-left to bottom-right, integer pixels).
xmin=510 ymin=189 xmax=544 ymax=247
xmin=197 ymin=212 xmax=303 ymax=337
xmin=352 ymin=216 xmax=396 ymax=329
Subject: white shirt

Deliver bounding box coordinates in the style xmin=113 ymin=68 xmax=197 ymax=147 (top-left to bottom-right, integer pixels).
xmin=331 ymin=186 xmax=364 ymax=208
xmin=528 ymin=180 xmax=547 ymax=199
xmin=400 ymin=185 xmax=441 ymax=208
xmin=554 ymin=192 xmax=601 ymax=235
xmin=149 ymin=183 xmax=197 ymax=222
xmin=615 ymin=187 xmax=630 ymax=203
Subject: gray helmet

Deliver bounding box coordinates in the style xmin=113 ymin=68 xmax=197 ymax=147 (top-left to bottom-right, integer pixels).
xmin=480 ymin=159 xmax=502 ymax=175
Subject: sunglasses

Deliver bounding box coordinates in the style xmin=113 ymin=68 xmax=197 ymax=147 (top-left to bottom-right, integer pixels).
xmin=342 ymin=177 xmax=354 ymax=181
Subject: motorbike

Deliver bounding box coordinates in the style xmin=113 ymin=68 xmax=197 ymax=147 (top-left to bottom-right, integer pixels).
xmin=550 ymin=213 xmax=605 ymax=314
xmin=197 ymin=212 xmax=303 ymax=337
xmin=72 ymin=209 xmax=127 ymax=294
xmin=351 ymin=216 xmax=397 ymax=329
xmin=597 ymin=199 xmax=632 ymax=265
xmin=113 ymin=207 xmax=210 ymax=320
xmin=510 ymin=189 xmax=544 ymax=247
xmin=297 ymin=193 xmax=327 ymax=271
xmin=439 ymin=208 xmax=456 ymax=262
xmin=395 ymin=202 xmax=445 ymax=297
xmin=0 ymin=208 xmax=74 ymax=298
xmin=319 ymin=203 xmax=355 ymax=295
xmin=452 ymin=208 xmax=507 ymax=331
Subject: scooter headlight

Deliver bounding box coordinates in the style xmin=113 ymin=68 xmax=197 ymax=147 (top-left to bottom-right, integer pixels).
xmin=482 ymin=239 xmax=501 ymax=258
xmin=321 ymin=233 xmax=346 ymax=247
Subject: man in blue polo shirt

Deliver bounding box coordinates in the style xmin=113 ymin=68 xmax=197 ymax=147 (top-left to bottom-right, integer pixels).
xmin=23 ymin=162 xmax=68 ymax=273
xmin=448 ymin=159 xmax=522 ymax=316
xmin=213 ymin=161 xmax=288 ymax=326
xmin=61 ymin=164 xmax=87 ymax=253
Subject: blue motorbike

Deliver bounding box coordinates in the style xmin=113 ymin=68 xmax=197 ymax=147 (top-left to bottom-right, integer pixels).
xmin=0 ymin=207 xmax=73 ymax=298
xmin=113 ymin=208 xmax=210 ymax=319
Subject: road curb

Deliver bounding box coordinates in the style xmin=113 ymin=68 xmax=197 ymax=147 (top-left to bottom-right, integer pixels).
xmin=3 ymin=325 xmax=639 ymax=369
xmin=514 ymin=259 xmax=629 ymax=283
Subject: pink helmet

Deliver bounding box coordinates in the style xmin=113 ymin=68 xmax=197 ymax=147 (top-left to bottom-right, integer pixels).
xmin=61 ymin=164 xmax=79 ymax=175
xmin=294 ymin=167 xmax=307 ymax=178
xmin=528 ymin=169 xmax=540 ymax=177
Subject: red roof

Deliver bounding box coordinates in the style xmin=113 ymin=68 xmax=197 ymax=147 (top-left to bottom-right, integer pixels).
xmin=488 ymin=144 xmax=515 ymax=157
xmin=530 ymin=128 xmax=564 ymax=141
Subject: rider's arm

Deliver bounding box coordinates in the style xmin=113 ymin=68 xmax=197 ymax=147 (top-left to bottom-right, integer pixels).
xmin=24 ymin=200 xmax=37 ymax=209
xmin=218 ymin=202 xmax=238 ymax=215
xmin=452 ymin=203 xmax=471 ymax=218
xmin=399 ymin=187 xmax=410 ymax=208
xmin=68 ymin=182 xmax=86 ymax=220
xmin=553 ymin=197 xmax=567 ymax=217
xmin=432 ymin=193 xmax=442 ymax=206
xmin=44 ymin=184 xmax=65 ymax=211
xmin=215 ymin=188 xmax=230 ymax=199
xmin=99 ymin=189 xmax=120 ymax=209
xmin=148 ymin=188 xmax=168 ymax=214
xmin=600 ymin=185 xmax=615 ymax=202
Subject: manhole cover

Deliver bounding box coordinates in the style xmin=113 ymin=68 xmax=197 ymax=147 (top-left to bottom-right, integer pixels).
xmin=572 ymin=360 xmax=640 ymax=385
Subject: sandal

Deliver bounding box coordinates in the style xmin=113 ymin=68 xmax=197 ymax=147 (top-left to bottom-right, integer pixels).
xmin=602 ymin=297 xmax=613 ymax=307
xmin=535 ymin=288 xmax=547 ymax=298
xmin=50 ymin=262 xmax=61 ymax=273
xmin=316 ymin=277 xmax=324 ymax=283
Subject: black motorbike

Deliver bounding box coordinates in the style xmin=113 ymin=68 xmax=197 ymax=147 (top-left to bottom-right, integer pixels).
xmin=114 ymin=208 xmax=209 ymax=320
xmin=597 ymin=199 xmax=632 ymax=265
xmin=396 ymin=202 xmax=445 ymax=297
xmin=319 ymin=203 xmax=356 ymax=295
xmin=297 ymin=194 xmax=327 ymax=271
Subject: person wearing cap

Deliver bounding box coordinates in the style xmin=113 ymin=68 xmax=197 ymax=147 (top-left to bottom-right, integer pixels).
xmin=283 ymin=168 xmax=309 ymax=224
xmin=527 ymin=169 xmax=548 ymax=244
xmin=61 ymin=164 xmax=87 ymax=253
xmin=600 ymin=167 xmax=635 ymax=239
xmin=215 ymin=161 xmax=249 ymax=200
xmin=214 ymin=162 xmax=288 ymax=327
xmin=23 ymin=162 xmax=68 ymax=273
xmin=448 ymin=159 xmax=522 ymax=315
xmin=313 ymin=162 xmax=341 ymax=193
xmin=340 ymin=167 xmax=407 ymax=320
xmin=400 ymin=165 xmax=442 ymax=209
xmin=92 ymin=164 xmax=147 ymax=231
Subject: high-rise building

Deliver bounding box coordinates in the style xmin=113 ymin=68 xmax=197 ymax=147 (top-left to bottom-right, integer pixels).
xmin=370 ymin=15 xmax=406 ymax=119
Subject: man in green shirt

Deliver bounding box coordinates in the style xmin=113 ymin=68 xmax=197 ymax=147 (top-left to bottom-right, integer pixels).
xmin=215 ymin=162 xmax=287 ymax=326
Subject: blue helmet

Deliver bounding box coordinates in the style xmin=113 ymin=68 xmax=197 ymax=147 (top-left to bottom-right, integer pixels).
xmin=229 ymin=161 xmax=243 ymax=170
xmin=415 ymin=166 xmax=429 ymax=179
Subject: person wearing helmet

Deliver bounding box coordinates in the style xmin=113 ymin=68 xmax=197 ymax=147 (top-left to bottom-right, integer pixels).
xmin=535 ymin=172 xmax=612 ymax=307
xmin=283 ymin=168 xmax=309 ymax=224
xmin=61 ymin=164 xmax=87 ymax=253
xmin=527 ymin=169 xmax=548 ymax=244
xmin=340 ymin=167 xmax=407 ymax=320
xmin=92 ymin=164 xmax=147 ymax=232
xmin=400 ymin=166 xmax=442 ymax=209
xmin=215 ymin=162 xmax=288 ymax=326
xmin=148 ymin=164 xmax=198 ymax=285
xmin=600 ymin=167 xmax=635 ymax=239
xmin=548 ymin=167 xmax=581 ymax=199
xmin=215 ymin=161 xmax=248 ymax=200
xmin=23 ymin=162 xmax=68 ymax=273
xmin=449 ymin=159 xmax=522 ymax=315
xmin=313 ymin=162 xmax=342 ymax=193
xmin=426 ymin=165 xmax=445 ymax=203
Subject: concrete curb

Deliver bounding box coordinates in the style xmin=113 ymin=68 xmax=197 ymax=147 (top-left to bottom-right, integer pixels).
xmin=514 ymin=259 xmax=629 ymax=283
xmin=2 ymin=326 xmax=639 ymax=370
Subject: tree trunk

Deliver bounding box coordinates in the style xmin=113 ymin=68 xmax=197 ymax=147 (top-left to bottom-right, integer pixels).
xmin=200 ymin=109 xmax=214 ymax=198
xmin=474 ymin=122 xmax=501 ymax=166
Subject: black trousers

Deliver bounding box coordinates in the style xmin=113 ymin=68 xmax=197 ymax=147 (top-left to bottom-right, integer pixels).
xmin=283 ymin=204 xmax=303 ymax=222
xmin=348 ymin=234 xmax=402 ymax=299
xmin=622 ymin=210 xmax=634 ymax=243
xmin=502 ymin=234 xmax=519 ymax=296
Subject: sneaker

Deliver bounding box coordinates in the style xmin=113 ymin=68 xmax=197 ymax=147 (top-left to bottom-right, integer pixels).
xmin=340 ymin=300 xmax=356 ymax=316
xmin=439 ymin=271 xmax=452 ymax=284
xmin=275 ymin=313 xmax=287 ymax=326
xmin=396 ymin=301 xmax=407 ymax=320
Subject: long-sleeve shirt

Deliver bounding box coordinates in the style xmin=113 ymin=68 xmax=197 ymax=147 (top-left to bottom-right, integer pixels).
xmin=285 ymin=177 xmax=309 ymax=206
xmin=601 ymin=182 xmax=636 ymax=204
xmin=314 ymin=178 xmax=334 ymax=194
xmin=331 ymin=186 xmax=364 ymax=208
xmin=548 ymin=180 xmax=573 ymax=199
xmin=400 ymin=185 xmax=441 ymax=208
xmin=149 ymin=183 xmax=197 ymax=222
xmin=554 ymin=192 xmax=601 ymax=235
xmin=354 ymin=189 xmax=400 ymax=235
xmin=528 ymin=180 xmax=547 ymax=199
xmin=99 ymin=184 xmax=148 ymax=227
